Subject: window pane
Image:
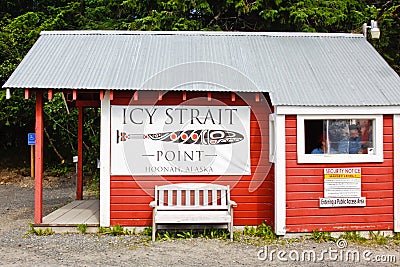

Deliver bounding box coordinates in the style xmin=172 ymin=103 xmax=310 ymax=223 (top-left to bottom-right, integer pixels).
xmin=305 ymin=119 xmax=374 ymax=155
xmin=358 ymin=119 xmax=374 ymax=154
xmin=327 ymin=120 xmax=351 ymax=154
xmin=305 ymin=120 xmax=323 ymax=154
xmin=328 ymin=119 xmax=374 ymax=154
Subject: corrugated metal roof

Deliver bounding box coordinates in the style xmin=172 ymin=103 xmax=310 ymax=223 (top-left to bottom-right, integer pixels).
xmin=3 ymin=31 xmax=400 ymax=106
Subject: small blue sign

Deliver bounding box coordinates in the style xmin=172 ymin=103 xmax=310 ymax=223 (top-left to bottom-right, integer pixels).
xmin=28 ymin=133 xmax=36 ymax=146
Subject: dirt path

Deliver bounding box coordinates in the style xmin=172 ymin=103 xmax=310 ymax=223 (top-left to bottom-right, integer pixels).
xmin=1 ymin=170 xmax=400 ymax=266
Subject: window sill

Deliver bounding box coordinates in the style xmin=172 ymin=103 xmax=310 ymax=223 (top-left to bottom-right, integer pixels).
xmin=298 ymin=153 xmax=383 ymax=164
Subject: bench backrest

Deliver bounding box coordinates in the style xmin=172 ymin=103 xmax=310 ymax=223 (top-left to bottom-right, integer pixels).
xmin=154 ymin=183 xmax=231 ymax=210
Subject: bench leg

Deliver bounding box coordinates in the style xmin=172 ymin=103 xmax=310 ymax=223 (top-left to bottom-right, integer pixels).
xmin=230 ymin=209 xmax=234 ymax=241
xmin=152 ymin=210 xmax=156 ymax=242
xmin=152 ymin=225 xmax=156 ymax=242
xmin=230 ymin=223 xmax=233 ymax=241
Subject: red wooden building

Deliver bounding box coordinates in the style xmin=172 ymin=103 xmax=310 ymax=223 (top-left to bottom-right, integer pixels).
xmin=3 ymin=31 xmax=400 ymax=235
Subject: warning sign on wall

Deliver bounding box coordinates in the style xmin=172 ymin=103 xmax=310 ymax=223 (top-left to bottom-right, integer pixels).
xmin=323 ymin=168 xmax=361 ymax=198
xmin=320 ymin=168 xmax=366 ymax=207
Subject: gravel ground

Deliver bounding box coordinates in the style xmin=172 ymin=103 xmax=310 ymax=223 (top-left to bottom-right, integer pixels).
xmin=1 ymin=174 xmax=400 ymax=266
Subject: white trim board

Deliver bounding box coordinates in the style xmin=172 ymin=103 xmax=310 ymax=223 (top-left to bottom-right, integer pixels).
xmin=269 ymin=114 xmax=276 ymax=163
xmin=394 ymin=115 xmax=400 ymax=232
xmin=100 ymin=91 xmax=111 ymax=227
xmin=274 ymin=114 xmax=286 ymax=235
xmin=276 ymin=106 xmax=400 ymax=115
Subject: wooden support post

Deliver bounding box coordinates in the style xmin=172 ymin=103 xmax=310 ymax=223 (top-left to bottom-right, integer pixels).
xmin=34 ymin=92 xmax=44 ymax=224
xmin=76 ymin=106 xmax=83 ymax=200
xmin=31 ymin=145 xmax=34 ymax=178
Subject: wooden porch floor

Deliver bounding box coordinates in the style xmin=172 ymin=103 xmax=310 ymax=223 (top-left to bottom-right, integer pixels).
xmin=34 ymin=200 xmax=100 ymax=233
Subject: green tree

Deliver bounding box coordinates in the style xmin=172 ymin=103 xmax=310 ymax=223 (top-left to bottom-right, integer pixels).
xmin=0 ymin=90 xmax=35 ymax=165
xmin=373 ymin=2 xmax=400 ymax=73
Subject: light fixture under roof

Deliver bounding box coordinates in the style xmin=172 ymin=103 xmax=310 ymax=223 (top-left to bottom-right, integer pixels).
xmin=363 ymin=20 xmax=380 ymax=39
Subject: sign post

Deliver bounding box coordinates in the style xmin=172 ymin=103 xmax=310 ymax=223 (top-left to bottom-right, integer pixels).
xmin=28 ymin=133 xmax=36 ymax=178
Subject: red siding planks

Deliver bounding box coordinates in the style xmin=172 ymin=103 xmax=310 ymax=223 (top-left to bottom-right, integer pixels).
xmin=109 ymin=91 xmax=274 ymax=227
xmin=285 ymin=115 xmax=394 ymax=232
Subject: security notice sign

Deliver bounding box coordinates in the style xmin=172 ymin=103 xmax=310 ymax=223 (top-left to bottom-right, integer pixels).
xmin=110 ymin=105 xmax=250 ymax=175
xmin=320 ymin=168 xmax=365 ymax=207
xmin=323 ymin=168 xmax=361 ymax=198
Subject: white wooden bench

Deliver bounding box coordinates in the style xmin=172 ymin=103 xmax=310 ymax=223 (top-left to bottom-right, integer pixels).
xmin=149 ymin=183 xmax=237 ymax=241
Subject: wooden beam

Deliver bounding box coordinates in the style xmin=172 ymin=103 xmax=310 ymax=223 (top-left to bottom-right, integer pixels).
xmin=134 ymin=91 xmax=138 ymax=101
xmin=109 ymin=90 xmax=114 ymax=101
xmin=72 ymin=90 xmax=77 ymax=100
xmin=75 ymin=100 xmax=101 ymax=107
xmin=25 ymin=89 xmax=30 ymax=99
xmin=183 ymin=91 xmax=187 ymax=101
xmin=207 ymin=92 xmax=212 ymax=101
xmin=100 ymin=90 xmax=105 ymax=100
xmin=158 ymin=91 xmax=163 ymax=101
xmin=34 ymin=92 xmax=44 ymax=224
xmin=48 ymin=89 xmax=53 ymax=100
xmin=76 ymin=106 xmax=83 ymax=200
xmin=255 ymin=93 xmax=260 ymax=102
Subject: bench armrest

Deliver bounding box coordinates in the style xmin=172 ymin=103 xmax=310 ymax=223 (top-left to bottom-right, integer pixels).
xmin=149 ymin=201 xmax=157 ymax=208
xmin=229 ymin=200 xmax=237 ymax=208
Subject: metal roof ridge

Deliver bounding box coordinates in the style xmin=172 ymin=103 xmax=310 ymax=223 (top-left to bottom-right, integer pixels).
xmin=40 ymin=30 xmax=363 ymax=38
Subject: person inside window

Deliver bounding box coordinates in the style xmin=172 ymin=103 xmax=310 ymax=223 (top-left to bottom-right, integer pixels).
xmin=311 ymin=135 xmax=326 ymax=154
xmin=338 ymin=124 xmax=362 ymax=154
xmin=359 ymin=119 xmax=372 ymax=154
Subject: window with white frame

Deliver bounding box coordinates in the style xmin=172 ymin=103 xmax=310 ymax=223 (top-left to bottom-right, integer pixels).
xmin=297 ymin=115 xmax=383 ymax=163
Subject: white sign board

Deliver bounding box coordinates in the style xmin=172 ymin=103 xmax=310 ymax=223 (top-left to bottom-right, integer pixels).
xmin=323 ymin=168 xmax=362 ymax=198
xmin=111 ymin=105 xmax=250 ymax=175
xmin=319 ymin=197 xmax=366 ymax=207
xmin=320 ymin=168 xmax=365 ymax=208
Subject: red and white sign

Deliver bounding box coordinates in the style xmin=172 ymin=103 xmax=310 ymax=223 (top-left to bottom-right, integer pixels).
xmin=323 ymin=168 xmax=362 ymax=198
xmin=110 ymin=105 xmax=250 ymax=175
xmin=320 ymin=167 xmax=366 ymax=207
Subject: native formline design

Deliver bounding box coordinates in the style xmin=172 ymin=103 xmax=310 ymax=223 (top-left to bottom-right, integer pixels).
xmin=116 ymin=129 xmax=244 ymax=145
